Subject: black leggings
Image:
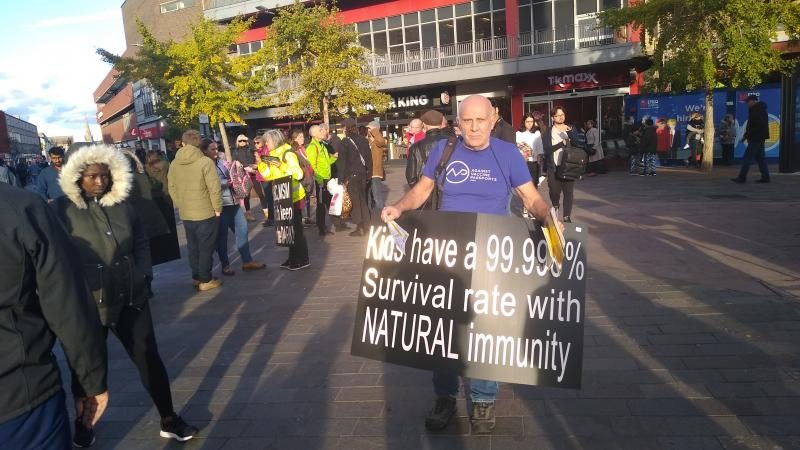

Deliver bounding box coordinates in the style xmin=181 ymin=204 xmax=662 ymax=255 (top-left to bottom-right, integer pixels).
xmin=547 ymin=170 xmax=575 ymax=218
xmin=70 ymin=302 xmax=175 ymax=419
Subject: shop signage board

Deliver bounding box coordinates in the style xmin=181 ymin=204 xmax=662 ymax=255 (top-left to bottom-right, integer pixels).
xmin=351 ymin=211 xmax=587 ymax=389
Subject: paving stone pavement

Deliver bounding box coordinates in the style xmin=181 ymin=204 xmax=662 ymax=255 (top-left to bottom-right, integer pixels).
xmin=58 ymin=161 xmax=800 ymax=450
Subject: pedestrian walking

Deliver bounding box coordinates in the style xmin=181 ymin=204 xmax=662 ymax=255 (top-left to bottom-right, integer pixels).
xmin=584 ymin=119 xmax=606 ymax=175
xmin=718 ymin=114 xmax=736 ymax=165
xmin=546 ymin=106 xmax=577 ymax=223
xmin=338 ymin=118 xmax=372 ymax=237
xmin=732 ymin=94 xmax=771 ymax=183
xmin=168 ymin=129 xmax=224 ymax=291
xmin=306 ymin=124 xmax=337 ymax=236
xmin=0 ymin=157 xmax=18 ymax=186
xmin=640 ymin=117 xmax=658 ymax=176
xmin=686 ymin=112 xmax=704 ymax=168
xmin=0 ymin=182 xmax=109 ymax=450
xmin=406 ymin=109 xmax=453 ymax=191
xmin=381 ymin=94 xmax=555 ymax=435
xmin=200 ymin=139 xmax=266 ymax=276
xmin=53 ymin=145 xmax=198 ymax=445
xmin=490 ymin=98 xmax=515 ymax=144
xmin=35 ymin=146 xmax=66 ymax=201
xmin=258 ymin=129 xmax=310 ymax=270
xmin=231 ymin=134 xmax=258 ymax=222
xmin=366 ymin=121 xmax=387 ymax=211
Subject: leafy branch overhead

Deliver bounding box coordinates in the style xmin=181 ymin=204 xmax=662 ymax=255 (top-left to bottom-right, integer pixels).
xmin=257 ymin=1 xmax=392 ymax=123
xmin=97 ymin=17 xmax=270 ymax=128
xmin=600 ymin=0 xmax=800 ymax=92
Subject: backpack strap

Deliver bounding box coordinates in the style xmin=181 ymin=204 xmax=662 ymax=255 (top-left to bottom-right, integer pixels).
xmin=432 ymin=137 xmax=458 ymax=210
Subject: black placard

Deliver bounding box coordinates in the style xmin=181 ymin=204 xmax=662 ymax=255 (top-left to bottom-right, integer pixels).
xmin=272 ymin=176 xmax=294 ymax=246
xmin=350 ymin=211 xmax=587 ymax=389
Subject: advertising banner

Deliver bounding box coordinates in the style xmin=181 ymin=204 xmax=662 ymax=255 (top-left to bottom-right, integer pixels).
xmin=351 ymin=211 xmax=588 ymax=389
xmin=272 ymin=176 xmax=294 ymax=246
xmin=625 ymin=84 xmax=781 ymax=158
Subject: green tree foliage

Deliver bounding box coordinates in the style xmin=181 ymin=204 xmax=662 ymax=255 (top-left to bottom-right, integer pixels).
xmin=258 ymin=1 xmax=391 ymax=124
xmin=601 ymin=0 xmax=800 ymax=171
xmin=98 ymin=18 xmax=268 ymax=154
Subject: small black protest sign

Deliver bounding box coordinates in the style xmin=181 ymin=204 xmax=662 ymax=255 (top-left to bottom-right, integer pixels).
xmin=272 ymin=176 xmax=294 ymax=246
xmin=350 ymin=211 xmax=587 ymax=389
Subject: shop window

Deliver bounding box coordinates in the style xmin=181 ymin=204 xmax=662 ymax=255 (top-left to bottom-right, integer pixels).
xmin=359 ymin=34 xmax=372 ymax=51
xmin=576 ymin=0 xmax=597 ymax=15
xmin=404 ymin=12 xmax=419 ymax=26
xmin=405 ymin=25 xmax=420 ymax=43
xmin=421 ymin=9 xmax=436 ymax=23
xmin=456 ymin=16 xmax=473 ymax=42
xmin=519 ymin=5 xmax=532 ymax=32
xmin=437 ymin=6 xmax=453 ymax=20
xmin=357 ymin=21 xmax=371 ymax=33
xmin=372 ymin=18 xmax=386 ymax=31
xmin=532 ymin=2 xmax=552 ymax=31
xmin=389 ymin=28 xmax=404 ymax=46
xmin=493 ymin=11 xmax=506 ymax=36
xmin=439 ymin=21 xmax=455 ymax=45
xmin=474 ymin=13 xmax=492 ymax=39
xmin=455 ymin=3 xmax=472 ymax=17
xmin=421 ymin=23 xmax=437 ymax=48
xmin=374 ymin=32 xmax=388 ymax=54
xmin=388 ymin=15 xmax=402 ymax=29
xmin=493 ymin=0 xmax=505 ymax=10
xmin=474 ymin=0 xmax=491 ymax=13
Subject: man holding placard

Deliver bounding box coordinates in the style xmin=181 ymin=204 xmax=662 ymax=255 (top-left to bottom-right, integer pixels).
xmin=381 ymin=95 xmax=556 ymax=434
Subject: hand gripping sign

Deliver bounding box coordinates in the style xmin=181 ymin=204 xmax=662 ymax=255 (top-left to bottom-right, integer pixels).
xmin=351 ymin=211 xmax=587 ymax=389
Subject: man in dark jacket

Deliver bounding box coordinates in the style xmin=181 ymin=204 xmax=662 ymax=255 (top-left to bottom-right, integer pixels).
xmin=35 ymin=146 xmax=66 ymax=200
xmin=489 ymin=99 xmax=515 ymax=144
xmin=732 ymin=94 xmax=770 ymax=183
xmin=406 ymin=109 xmax=455 ymax=209
xmin=338 ymin=118 xmax=372 ymax=236
xmin=0 ymin=183 xmax=109 ymax=449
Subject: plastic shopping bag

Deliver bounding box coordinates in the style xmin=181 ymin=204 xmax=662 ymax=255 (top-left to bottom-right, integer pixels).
xmin=328 ymin=178 xmax=344 ymax=216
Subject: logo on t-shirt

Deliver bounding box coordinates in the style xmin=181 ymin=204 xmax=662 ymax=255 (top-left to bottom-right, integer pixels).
xmin=445 ymin=161 xmax=470 ymax=184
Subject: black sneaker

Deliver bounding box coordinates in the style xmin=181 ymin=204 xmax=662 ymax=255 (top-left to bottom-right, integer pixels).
xmin=470 ymin=401 xmax=496 ymax=434
xmin=73 ymin=419 xmax=95 ymax=448
xmin=288 ymin=261 xmax=310 ymax=271
xmin=160 ymin=415 xmax=198 ymax=442
xmin=280 ymin=259 xmax=291 ymax=269
xmin=755 ymin=178 xmax=770 ymax=183
xmin=425 ymin=396 xmax=457 ymax=431
xmin=563 ymin=216 xmax=572 ymax=223
xmin=731 ymin=177 xmax=746 ymax=183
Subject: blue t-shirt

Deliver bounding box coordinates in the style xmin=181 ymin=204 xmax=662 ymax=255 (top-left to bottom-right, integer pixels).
xmin=422 ymin=137 xmax=531 ymax=216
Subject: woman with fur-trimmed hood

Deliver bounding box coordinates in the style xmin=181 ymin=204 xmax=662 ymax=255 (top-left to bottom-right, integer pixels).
xmin=52 ymin=145 xmax=198 ymax=446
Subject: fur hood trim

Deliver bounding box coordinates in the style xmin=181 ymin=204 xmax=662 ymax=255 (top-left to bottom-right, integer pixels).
xmin=118 ymin=148 xmax=145 ymax=173
xmin=59 ymin=145 xmax=133 ymax=209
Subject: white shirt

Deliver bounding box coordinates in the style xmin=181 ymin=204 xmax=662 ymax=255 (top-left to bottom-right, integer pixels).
xmin=516 ymin=130 xmax=544 ymax=159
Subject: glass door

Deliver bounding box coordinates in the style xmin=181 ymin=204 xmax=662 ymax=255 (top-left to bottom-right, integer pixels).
xmin=526 ymin=101 xmax=551 ymax=121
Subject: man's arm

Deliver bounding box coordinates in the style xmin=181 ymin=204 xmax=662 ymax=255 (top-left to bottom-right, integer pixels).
xmin=381 ymin=176 xmax=435 ymax=222
xmin=21 ymin=197 xmax=109 ymax=424
xmin=515 ymin=181 xmax=551 ymax=223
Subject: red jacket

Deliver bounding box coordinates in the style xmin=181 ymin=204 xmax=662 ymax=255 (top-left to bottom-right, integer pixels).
xmin=656 ymin=127 xmax=671 ymax=152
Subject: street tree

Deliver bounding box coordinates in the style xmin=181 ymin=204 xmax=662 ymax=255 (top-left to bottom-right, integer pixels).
xmin=601 ymin=0 xmax=800 ymax=171
xmin=98 ymin=18 xmax=268 ymax=157
xmin=258 ymin=1 xmax=391 ymax=124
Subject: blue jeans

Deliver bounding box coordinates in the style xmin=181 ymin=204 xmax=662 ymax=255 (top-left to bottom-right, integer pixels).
xmin=217 ymin=205 xmax=253 ymax=267
xmin=369 ymin=178 xmax=385 ymax=211
xmin=0 ymin=391 xmax=71 ymax=450
xmin=737 ymin=140 xmax=770 ymax=181
xmin=433 ymin=372 xmax=499 ymax=403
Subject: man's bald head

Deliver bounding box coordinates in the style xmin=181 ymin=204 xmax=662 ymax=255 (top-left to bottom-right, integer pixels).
xmin=408 ymin=118 xmax=422 ymax=134
xmin=309 ymin=125 xmax=321 ymax=139
xmin=457 ymin=95 xmax=494 ymax=150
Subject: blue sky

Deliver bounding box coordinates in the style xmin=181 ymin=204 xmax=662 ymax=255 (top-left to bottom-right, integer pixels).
xmin=0 ymin=1 xmax=126 ymax=142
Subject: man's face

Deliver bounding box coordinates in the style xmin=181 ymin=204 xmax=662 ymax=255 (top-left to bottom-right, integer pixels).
xmin=80 ymin=164 xmax=110 ymax=199
xmin=236 ymin=137 xmax=248 ymax=148
xmin=49 ymin=154 xmax=64 ymax=168
xmin=458 ymin=99 xmax=493 ymax=150
xmin=408 ymin=121 xmax=422 ymax=135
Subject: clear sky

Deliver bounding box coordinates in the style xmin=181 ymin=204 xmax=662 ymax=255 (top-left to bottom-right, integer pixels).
xmin=0 ymin=0 xmax=126 ymax=143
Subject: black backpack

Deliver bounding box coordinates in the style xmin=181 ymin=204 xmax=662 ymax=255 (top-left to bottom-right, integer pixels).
xmin=554 ymin=140 xmax=587 ymax=181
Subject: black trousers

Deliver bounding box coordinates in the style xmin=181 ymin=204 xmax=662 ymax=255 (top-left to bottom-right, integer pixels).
xmin=184 ymin=216 xmax=218 ymax=283
xmin=289 ymin=201 xmax=309 ymax=264
xmin=70 ymin=303 xmax=175 ymax=419
xmin=547 ymin=170 xmax=575 ymax=217
xmin=261 ymin=181 xmax=275 ymax=222
xmin=316 ymin=181 xmax=331 ymax=234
